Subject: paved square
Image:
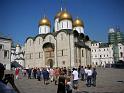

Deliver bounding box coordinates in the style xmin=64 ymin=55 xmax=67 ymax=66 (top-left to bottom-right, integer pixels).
xmin=6 ymin=68 xmax=124 ymax=93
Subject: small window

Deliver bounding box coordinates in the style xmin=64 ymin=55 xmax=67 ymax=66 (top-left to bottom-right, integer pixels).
xmin=0 ymin=44 xmax=3 ymax=50
xmin=30 ymin=54 xmax=31 ymax=59
xmin=95 ymin=55 xmax=97 ymax=58
xmin=96 ymin=62 xmax=98 ymax=65
xmin=67 ymin=21 xmax=68 ymax=28
xmin=62 ymin=22 xmax=63 ymax=28
xmin=104 ymin=55 xmax=105 ymax=57
xmin=82 ymin=50 xmax=84 ymax=57
xmin=100 ymin=55 xmax=102 ymax=58
xmin=4 ymin=50 xmax=8 ymax=58
xmin=62 ymin=50 xmax=63 ymax=56
xmin=39 ymin=52 xmax=41 ymax=58
xmin=120 ymin=47 xmax=121 ymax=49
xmin=104 ymin=49 xmax=105 ymax=51
xmin=120 ymin=52 xmax=123 ymax=57
xmin=62 ymin=61 xmax=65 ymax=65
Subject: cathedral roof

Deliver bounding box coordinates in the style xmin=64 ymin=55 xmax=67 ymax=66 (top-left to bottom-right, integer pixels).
xmin=75 ymin=41 xmax=91 ymax=50
xmin=54 ymin=11 xmax=64 ymax=19
xmin=39 ymin=17 xmax=51 ymax=27
xmin=73 ymin=18 xmax=84 ymax=27
xmin=59 ymin=10 xmax=72 ymax=21
xmin=0 ymin=34 xmax=12 ymax=41
xmin=99 ymin=43 xmax=109 ymax=48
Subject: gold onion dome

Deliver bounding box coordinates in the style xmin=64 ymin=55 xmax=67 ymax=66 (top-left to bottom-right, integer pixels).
xmin=54 ymin=11 xmax=63 ymax=19
xmin=59 ymin=11 xmax=72 ymax=21
xmin=73 ymin=18 xmax=84 ymax=27
xmin=39 ymin=17 xmax=51 ymax=27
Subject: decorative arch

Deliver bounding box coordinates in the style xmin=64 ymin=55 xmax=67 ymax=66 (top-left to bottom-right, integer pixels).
xmin=43 ymin=42 xmax=55 ymax=50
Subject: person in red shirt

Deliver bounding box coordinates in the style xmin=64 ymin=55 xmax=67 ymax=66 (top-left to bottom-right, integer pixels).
xmin=15 ymin=68 xmax=19 ymax=79
xmin=54 ymin=67 xmax=60 ymax=85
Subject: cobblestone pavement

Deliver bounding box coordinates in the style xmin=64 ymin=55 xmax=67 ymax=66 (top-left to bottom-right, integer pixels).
xmin=5 ymin=68 xmax=124 ymax=93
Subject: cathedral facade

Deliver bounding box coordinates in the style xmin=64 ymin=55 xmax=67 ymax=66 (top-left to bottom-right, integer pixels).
xmin=24 ymin=9 xmax=91 ymax=68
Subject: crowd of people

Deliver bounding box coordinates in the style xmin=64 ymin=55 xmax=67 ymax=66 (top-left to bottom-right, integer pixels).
xmin=20 ymin=65 xmax=97 ymax=93
xmin=0 ymin=62 xmax=97 ymax=93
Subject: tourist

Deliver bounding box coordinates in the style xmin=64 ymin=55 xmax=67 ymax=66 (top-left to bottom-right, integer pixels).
xmin=92 ymin=68 xmax=97 ymax=87
xmin=78 ymin=65 xmax=81 ymax=78
xmin=27 ymin=68 xmax=32 ymax=79
xmin=86 ymin=66 xmax=92 ymax=87
xmin=72 ymin=68 xmax=79 ymax=91
xmin=37 ymin=68 xmax=41 ymax=81
xmin=33 ymin=67 xmax=37 ymax=79
xmin=63 ymin=67 xmax=67 ymax=75
xmin=54 ymin=67 xmax=60 ymax=85
xmin=0 ymin=63 xmax=20 ymax=93
xmin=42 ymin=68 xmax=49 ymax=85
xmin=65 ymin=76 xmax=72 ymax=93
xmin=15 ymin=68 xmax=19 ymax=80
xmin=49 ymin=68 xmax=54 ymax=82
xmin=80 ymin=66 xmax=85 ymax=81
xmin=57 ymin=70 xmax=65 ymax=93
xmin=84 ymin=67 xmax=88 ymax=81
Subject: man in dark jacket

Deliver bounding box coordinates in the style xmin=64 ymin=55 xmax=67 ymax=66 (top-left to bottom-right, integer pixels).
xmin=92 ymin=68 xmax=97 ymax=87
xmin=42 ymin=68 xmax=49 ymax=85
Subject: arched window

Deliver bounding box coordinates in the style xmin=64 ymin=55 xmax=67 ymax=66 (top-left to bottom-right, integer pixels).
xmin=62 ymin=22 xmax=63 ymax=28
xmin=67 ymin=21 xmax=68 ymax=28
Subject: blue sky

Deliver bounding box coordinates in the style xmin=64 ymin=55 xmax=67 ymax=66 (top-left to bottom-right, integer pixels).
xmin=0 ymin=0 xmax=124 ymax=45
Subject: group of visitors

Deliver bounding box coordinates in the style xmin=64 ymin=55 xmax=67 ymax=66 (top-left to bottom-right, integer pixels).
xmin=17 ymin=65 xmax=97 ymax=93
xmin=0 ymin=62 xmax=98 ymax=93
xmin=78 ymin=66 xmax=97 ymax=87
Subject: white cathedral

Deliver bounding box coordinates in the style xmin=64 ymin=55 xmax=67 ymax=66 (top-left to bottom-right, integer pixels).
xmin=24 ymin=9 xmax=91 ymax=68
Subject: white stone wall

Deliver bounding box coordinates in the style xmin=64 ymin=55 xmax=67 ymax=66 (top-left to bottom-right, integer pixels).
xmin=0 ymin=39 xmax=11 ymax=70
xmin=25 ymin=39 xmax=34 ymax=68
xmin=24 ymin=31 xmax=91 ymax=68
xmin=56 ymin=32 xmax=70 ymax=67
xmin=91 ymin=42 xmax=114 ymax=67
xmin=118 ymin=43 xmax=124 ymax=61
xmin=34 ymin=37 xmax=44 ymax=67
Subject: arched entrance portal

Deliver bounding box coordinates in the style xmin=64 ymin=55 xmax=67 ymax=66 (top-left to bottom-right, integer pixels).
xmin=43 ymin=42 xmax=55 ymax=67
xmin=47 ymin=59 xmax=53 ymax=68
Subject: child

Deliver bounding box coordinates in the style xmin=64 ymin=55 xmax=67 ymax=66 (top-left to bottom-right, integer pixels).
xmin=65 ymin=77 xmax=72 ymax=93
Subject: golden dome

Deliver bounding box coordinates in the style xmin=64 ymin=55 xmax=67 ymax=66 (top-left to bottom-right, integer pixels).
xmin=54 ymin=11 xmax=63 ymax=19
xmin=39 ymin=17 xmax=51 ymax=27
xmin=59 ymin=11 xmax=72 ymax=21
xmin=73 ymin=18 xmax=84 ymax=27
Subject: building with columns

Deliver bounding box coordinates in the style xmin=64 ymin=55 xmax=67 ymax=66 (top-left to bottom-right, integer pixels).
xmin=24 ymin=9 xmax=91 ymax=68
xmin=91 ymin=28 xmax=124 ymax=67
